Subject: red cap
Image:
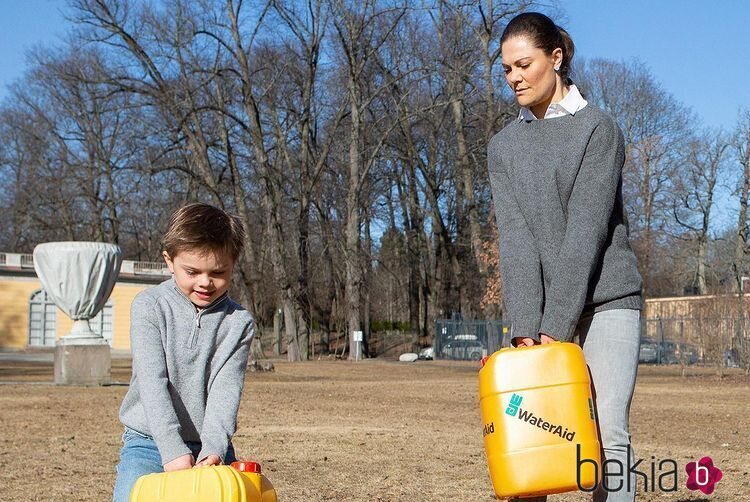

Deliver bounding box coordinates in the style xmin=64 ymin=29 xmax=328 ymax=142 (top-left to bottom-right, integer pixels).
xmin=231 ymin=461 xmax=262 ymax=473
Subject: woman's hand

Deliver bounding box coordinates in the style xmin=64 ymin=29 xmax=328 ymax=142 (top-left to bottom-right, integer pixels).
xmin=195 ymin=455 xmax=222 ymax=468
xmin=512 ymin=333 xmax=557 ymax=347
xmin=164 ymin=453 xmax=194 ymax=471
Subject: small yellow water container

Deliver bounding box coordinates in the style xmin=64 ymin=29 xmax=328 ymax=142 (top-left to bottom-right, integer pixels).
xmin=130 ymin=461 xmax=278 ymax=502
xmin=478 ymin=343 xmax=600 ymax=499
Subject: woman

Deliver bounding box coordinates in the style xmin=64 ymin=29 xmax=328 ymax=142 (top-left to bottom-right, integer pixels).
xmin=487 ymin=12 xmax=643 ymax=502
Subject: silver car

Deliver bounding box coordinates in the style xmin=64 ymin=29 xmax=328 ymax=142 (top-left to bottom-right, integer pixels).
xmin=440 ymin=340 xmax=485 ymax=361
xmin=639 ymin=342 xmax=658 ymax=363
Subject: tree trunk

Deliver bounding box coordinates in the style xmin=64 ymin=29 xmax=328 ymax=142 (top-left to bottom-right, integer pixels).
xmin=346 ymin=79 xmax=363 ymax=360
xmin=451 ymin=97 xmax=485 ymax=276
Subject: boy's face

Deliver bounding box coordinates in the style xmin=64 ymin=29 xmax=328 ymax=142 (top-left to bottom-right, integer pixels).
xmin=163 ymin=249 xmax=234 ymax=308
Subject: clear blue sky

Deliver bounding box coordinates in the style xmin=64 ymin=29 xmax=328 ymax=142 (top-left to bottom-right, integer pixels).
xmin=1 ymin=0 xmax=748 ymax=133
xmin=561 ymin=0 xmax=750 ymax=133
xmin=0 ymin=0 xmax=69 ymax=95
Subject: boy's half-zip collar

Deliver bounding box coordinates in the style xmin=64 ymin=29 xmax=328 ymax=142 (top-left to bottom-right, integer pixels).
xmin=168 ymin=279 xmax=229 ymax=348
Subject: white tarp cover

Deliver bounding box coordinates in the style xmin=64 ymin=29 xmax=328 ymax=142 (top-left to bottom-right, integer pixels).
xmin=398 ymin=353 xmax=419 ymax=362
xmin=33 ymin=242 xmax=123 ymax=321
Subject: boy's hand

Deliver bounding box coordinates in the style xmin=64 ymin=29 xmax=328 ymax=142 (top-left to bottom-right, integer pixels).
xmin=163 ymin=454 xmax=195 ymax=471
xmin=195 ymin=455 xmax=222 ymax=467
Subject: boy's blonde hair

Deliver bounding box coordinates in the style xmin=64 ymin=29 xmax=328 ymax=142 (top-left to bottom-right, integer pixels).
xmin=162 ymin=203 xmax=245 ymax=261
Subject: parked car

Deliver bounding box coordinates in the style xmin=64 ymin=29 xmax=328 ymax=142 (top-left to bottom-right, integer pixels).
xmin=657 ymin=341 xmax=679 ymax=364
xmin=640 ymin=340 xmax=699 ymax=365
xmin=418 ymin=346 xmax=434 ymax=360
xmin=674 ymin=343 xmax=699 ymax=364
xmin=639 ymin=341 xmax=658 ymax=364
xmin=441 ymin=339 xmax=485 ymax=361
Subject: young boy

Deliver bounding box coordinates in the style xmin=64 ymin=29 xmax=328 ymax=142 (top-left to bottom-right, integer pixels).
xmin=113 ymin=203 xmax=255 ymax=502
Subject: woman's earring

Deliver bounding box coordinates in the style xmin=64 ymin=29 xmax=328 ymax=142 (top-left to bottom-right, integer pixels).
xmin=554 ymin=66 xmax=560 ymax=72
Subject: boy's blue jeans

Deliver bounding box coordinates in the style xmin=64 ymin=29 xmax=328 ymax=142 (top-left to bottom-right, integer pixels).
xmin=112 ymin=428 xmax=237 ymax=502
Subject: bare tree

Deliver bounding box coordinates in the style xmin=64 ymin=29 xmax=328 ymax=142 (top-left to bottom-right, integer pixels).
xmin=70 ymin=0 xmax=225 ymax=201
xmin=673 ymin=130 xmax=728 ymax=295
xmin=330 ymin=0 xmax=407 ymax=358
xmin=579 ymin=59 xmax=693 ymax=296
xmin=432 ymin=0 xmax=523 ymax=285
xmin=732 ymin=110 xmax=750 ymax=291
xmin=732 ymin=110 xmax=750 ymax=372
xmin=69 ymin=0 xmax=273 ymax=324
xmin=432 ymin=3 xmax=485 ymax=289
xmin=0 ymin=107 xmax=48 ymax=249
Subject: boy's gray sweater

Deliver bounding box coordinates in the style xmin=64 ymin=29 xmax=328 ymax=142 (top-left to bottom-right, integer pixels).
xmin=119 ymin=278 xmax=255 ymax=464
xmin=487 ymin=105 xmax=642 ymax=343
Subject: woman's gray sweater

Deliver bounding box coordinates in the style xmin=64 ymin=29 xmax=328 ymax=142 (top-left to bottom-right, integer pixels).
xmin=487 ymin=105 xmax=642 ymax=343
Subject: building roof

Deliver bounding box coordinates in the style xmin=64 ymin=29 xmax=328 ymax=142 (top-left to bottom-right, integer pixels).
xmin=0 ymin=252 xmax=170 ymax=284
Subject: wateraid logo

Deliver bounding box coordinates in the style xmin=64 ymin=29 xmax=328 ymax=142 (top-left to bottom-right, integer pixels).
xmin=505 ymin=393 xmax=576 ymax=441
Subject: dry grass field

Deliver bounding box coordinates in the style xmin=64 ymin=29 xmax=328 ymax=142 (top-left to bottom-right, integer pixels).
xmin=0 ymin=356 xmax=748 ymax=501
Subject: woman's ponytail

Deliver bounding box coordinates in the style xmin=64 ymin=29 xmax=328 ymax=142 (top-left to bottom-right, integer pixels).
xmin=557 ymin=26 xmax=575 ymax=85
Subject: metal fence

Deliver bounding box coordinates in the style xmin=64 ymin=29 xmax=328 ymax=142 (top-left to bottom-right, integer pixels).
xmin=431 ymin=316 xmax=747 ymax=367
xmin=254 ymin=316 xmax=747 ymax=368
xmin=641 ymin=316 xmax=746 ymax=367
xmin=434 ymin=319 xmax=509 ymax=361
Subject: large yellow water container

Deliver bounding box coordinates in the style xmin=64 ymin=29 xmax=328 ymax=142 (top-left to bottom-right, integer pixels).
xmin=130 ymin=461 xmax=278 ymax=502
xmin=478 ymin=343 xmax=600 ymax=499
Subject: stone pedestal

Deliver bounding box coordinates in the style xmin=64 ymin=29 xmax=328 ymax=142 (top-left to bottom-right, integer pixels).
xmin=54 ymin=343 xmax=111 ymax=385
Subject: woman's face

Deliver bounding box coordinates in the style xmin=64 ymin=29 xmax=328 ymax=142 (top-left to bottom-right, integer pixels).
xmin=501 ymin=36 xmax=562 ymax=117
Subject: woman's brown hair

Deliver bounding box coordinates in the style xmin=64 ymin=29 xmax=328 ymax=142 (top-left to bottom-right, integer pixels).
xmin=501 ymin=12 xmax=576 ymax=86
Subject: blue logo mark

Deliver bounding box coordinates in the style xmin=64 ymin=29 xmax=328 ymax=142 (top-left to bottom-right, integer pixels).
xmin=506 ymin=393 xmax=523 ymax=417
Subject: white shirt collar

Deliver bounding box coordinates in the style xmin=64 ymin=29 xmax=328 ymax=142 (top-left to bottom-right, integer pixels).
xmin=518 ymin=84 xmax=588 ymax=121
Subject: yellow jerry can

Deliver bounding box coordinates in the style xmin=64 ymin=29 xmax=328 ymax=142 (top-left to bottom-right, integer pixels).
xmin=130 ymin=461 xmax=278 ymax=502
xmin=478 ymin=343 xmax=600 ymax=499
